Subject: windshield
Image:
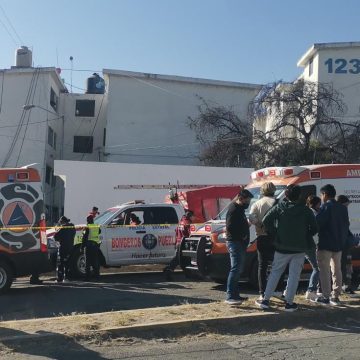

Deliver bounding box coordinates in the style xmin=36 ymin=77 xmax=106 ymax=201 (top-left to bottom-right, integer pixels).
xmin=216 ymin=185 xmax=286 ymax=220
xmin=94 ymin=208 xmax=119 ymax=225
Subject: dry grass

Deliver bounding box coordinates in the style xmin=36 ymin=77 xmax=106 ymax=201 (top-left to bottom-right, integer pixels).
xmin=0 ymin=293 xmax=358 ymax=338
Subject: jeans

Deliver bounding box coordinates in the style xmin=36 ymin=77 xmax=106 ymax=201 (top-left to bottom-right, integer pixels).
xmin=257 ymin=235 xmax=285 ymax=295
xmin=305 ymin=248 xmax=320 ymax=292
xmin=264 ymin=251 xmax=305 ymax=304
xmin=226 ymin=241 xmax=247 ymax=300
xmin=57 ymin=249 xmax=71 ymax=281
xmin=317 ymin=250 xmax=342 ymax=298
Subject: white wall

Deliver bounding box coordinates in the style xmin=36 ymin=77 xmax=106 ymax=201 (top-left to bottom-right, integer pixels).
xmin=103 ymin=70 xmax=262 ymax=166
xmin=60 ymin=93 xmax=107 ymax=161
xmin=54 ymin=160 xmax=253 ymax=224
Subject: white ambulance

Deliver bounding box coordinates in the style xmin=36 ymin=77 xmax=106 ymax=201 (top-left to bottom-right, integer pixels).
xmin=179 ymin=164 xmax=360 ymax=286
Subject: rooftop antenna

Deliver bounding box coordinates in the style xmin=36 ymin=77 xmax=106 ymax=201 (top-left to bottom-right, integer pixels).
xmin=69 ymin=55 xmax=73 ymax=93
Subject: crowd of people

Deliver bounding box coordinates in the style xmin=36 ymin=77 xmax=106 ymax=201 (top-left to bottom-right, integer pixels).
xmin=225 ymin=182 xmax=357 ymax=311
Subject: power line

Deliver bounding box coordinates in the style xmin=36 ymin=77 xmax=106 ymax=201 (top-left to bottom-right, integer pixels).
xmin=0 ymin=4 xmax=23 ymax=44
xmin=0 ymin=14 xmax=17 ymax=45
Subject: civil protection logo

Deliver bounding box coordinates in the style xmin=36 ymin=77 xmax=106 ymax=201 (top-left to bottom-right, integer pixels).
xmin=142 ymin=234 xmax=157 ymax=250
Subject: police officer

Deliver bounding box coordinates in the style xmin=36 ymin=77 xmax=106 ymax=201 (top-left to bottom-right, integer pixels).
xmin=82 ymin=215 xmax=101 ymax=280
xmin=54 ymin=216 xmax=76 ymax=283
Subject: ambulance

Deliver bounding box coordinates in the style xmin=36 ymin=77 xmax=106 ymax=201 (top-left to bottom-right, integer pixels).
xmin=179 ymin=164 xmax=360 ymax=287
xmin=0 ymin=166 xmax=49 ymax=294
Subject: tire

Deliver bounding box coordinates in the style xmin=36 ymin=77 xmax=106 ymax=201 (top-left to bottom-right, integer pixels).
xmin=0 ymin=261 xmax=13 ymax=294
xmin=69 ymin=247 xmax=86 ymax=278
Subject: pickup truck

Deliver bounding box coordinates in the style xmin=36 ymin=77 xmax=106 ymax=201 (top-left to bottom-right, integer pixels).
xmin=47 ymin=201 xmax=185 ymax=277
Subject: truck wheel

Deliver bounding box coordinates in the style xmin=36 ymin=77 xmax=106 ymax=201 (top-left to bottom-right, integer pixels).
xmin=70 ymin=248 xmax=86 ymax=278
xmin=0 ymin=261 xmax=13 ymax=294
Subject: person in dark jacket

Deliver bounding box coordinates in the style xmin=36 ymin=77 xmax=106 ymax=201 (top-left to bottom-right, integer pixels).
xmin=224 ymin=189 xmax=254 ymax=305
xmin=313 ymin=185 xmax=349 ymax=305
xmin=82 ymin=215 xmax=101 ymax=280
xmin=256 ymin=185 xmax=318 ymax=312
xmin=337 ymin=195 xmax=357 ymax=295
xmin=54 ymin=216 xmax=76 ymax=283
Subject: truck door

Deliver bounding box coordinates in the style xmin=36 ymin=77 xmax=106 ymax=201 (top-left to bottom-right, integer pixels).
xmin=144 ymin=207 xmax=179 ymax=263
xmin=105 ymin=208 xmax=145 ymax=266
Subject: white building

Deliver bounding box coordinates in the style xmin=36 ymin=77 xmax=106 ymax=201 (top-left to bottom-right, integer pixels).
xmin=103 ymin=69 xmax=261 ymax=165
xmin=298 ymin=42 xmax=360 ymax=120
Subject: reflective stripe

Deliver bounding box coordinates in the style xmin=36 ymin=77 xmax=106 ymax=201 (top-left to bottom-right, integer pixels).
xmin=88 ymin=224 xmax=100 ymax=244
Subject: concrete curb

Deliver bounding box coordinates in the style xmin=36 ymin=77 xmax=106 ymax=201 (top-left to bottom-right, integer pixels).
xmin=1 ymin=304 xmax=359 ymax=344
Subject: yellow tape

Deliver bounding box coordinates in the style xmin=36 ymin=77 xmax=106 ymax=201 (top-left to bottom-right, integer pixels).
xmin=0 ymin=223 xmax=200 ymax=231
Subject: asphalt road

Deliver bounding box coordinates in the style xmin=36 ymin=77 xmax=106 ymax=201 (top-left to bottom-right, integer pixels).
xmin=0 ymin=271 xmax=260 ymax=321
xmin=1 ymin=318 xmax=360 ymax=359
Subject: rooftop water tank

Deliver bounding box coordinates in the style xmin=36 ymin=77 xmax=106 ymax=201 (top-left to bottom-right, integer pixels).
xmin=86 ymin=73 xmax=105 ymax=94
xmin=15 ymin=46 xmax=32 ymax=67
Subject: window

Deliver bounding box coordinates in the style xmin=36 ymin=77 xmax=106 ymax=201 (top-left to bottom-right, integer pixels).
xmin=144 ymin=207 xmax=179 ymax=224
xmin=47 ymin=126 xmax=57 ymax=149
xmin=73 ymin=136 xmax=93 ymax=153
xmin=48 ymin=126 xmax=54 ymax=147
xmin=53 ymin=132 xmax=57 ymax=150
xmin=45 ymin=165 xmax=52 ymax=185
xmin=309 ymin=57 xmax=313 ymax=76
xmin=50 ymin=88 xmax=58 ymax=111
xmin=75 ymin=100 xmax=95 ymax=117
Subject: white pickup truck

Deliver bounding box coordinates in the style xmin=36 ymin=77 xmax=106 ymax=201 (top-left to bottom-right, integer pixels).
xmin=47 ymin=201 xmax=185 ymax=277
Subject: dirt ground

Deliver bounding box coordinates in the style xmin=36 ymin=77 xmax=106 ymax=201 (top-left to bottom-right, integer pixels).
xmin=0 ymin=293 xmax=359 ymax=339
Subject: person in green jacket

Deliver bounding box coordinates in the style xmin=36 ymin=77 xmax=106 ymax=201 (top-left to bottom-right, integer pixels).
xmin=255 ymin=185 xmax=318 ymax=312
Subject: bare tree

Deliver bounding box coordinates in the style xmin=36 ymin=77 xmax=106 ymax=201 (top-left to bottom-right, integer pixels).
xmin=250 ymin=80 xmax=360 ymax=167
xmin=188 ymin=82 xmax=360 ymax=169
xmin=188 ymin=97 xmax=254 ymax=167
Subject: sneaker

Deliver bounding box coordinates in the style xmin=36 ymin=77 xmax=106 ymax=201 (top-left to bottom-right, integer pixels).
xmin=311 ymin=296 xmax=330 ymax=305
xmin=224 ymin=299 xmax=242 ymax=305
xmin=284 ymin=302 xmax=298 ymax=312
xmin=62 ymin=279 xmax=70 ymax=283
xmin=305 ymin=290 xmax=317 ymax=301
xmin=330 ymin=297 xmax=341 ymax=306
xmin=255 ymin=299 xmax=270 ymax=309
xmin=257 ymin=294 xmax=264 ymax=301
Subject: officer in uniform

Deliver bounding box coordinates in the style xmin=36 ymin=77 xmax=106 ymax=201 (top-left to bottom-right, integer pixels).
xmin=82 ymin=215 xmax=101 ymax=280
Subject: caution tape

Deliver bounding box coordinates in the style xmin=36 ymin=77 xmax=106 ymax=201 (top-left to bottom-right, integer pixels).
xmin=0 ymin=223 xmax=198 ymax=231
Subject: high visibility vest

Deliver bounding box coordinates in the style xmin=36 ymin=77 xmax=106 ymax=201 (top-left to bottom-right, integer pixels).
xmin=88 ymin=224 xmax=101 ymax=244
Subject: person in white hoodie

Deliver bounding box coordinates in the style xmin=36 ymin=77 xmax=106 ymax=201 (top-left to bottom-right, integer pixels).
xmin=249 ymin=182 xmax=285 ymax=300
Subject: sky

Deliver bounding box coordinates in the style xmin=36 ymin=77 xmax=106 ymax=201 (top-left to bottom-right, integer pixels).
xmin=1 ymin=0 xmax=360 ymax=92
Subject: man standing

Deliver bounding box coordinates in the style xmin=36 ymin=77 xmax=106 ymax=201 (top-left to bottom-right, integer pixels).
xmin=314 ymin=184 xmax=349 ymax=305
xmin=256 ymin=185 xmax=318 ymax=311
xmin=163 ymin=210 xmax=194 ymax=280
xmin=249 ymin=182 xmax=285 ymax=300
xmin=54 ymin=216 xmax=76 ymax=283
xmin=82 ymin=215 xmax=101 ymax=280
xmin=225 ymin=189 xmax=253 ymax=305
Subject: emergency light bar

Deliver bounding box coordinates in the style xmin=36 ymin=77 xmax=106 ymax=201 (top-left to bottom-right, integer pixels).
xmin=251 ymin=167 xmax=299 ymax=180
